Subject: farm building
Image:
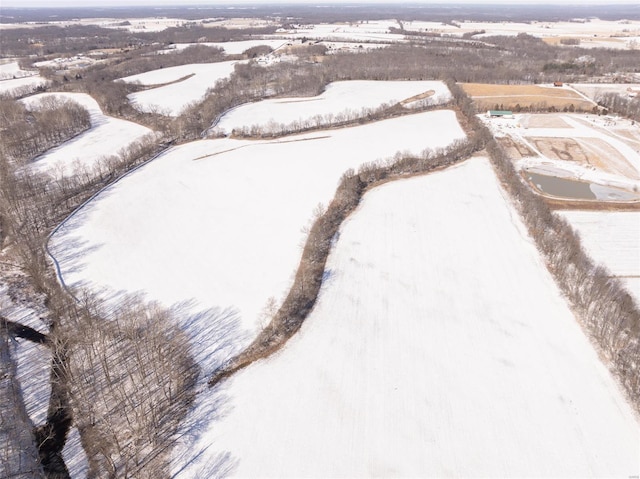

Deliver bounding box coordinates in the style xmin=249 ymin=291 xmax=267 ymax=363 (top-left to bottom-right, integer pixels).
xmin=554 ymin=81 xmax=564 ymax=87
xmin=486 ymin=110 xmax=514 ymax=119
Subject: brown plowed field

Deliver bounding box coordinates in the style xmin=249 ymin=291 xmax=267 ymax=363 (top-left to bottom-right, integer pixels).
xmin=460 ymin=83 xmax=595 ymax=111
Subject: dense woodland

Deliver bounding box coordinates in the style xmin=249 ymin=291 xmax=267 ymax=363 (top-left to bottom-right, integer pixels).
xmin=1 ymin=8 xmax=639 ymax=478
xmin=0 ymin=97 xmax=90 ymax=164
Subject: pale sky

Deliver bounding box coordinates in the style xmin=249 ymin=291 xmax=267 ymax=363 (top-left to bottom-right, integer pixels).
xmin=2 ymin=0 xmax=639 ymax=8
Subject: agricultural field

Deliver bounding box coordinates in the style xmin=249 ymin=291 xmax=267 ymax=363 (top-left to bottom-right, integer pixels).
xmin=0 ymin=61 xmax=48 ymax=96
xmin=213 ymin=80 xmax=452 ymax=135
xmin=0 ymin=60 xmax=38 ymax=80
xmin=461 ymin=82 xmax=596 ymax=112
xmin=2 ymin=4 xmax=640 ymax=477
xmin=558 ymin=210 xmax=640 ymax=303
xmin=160 ymin=39 xmax=288 ymax=55
xmin=275 ymin=21 xmax=408 ymax=43
xmin=175 ymin=158 xmax=639 ymax=477
xmin=50 ymin=110 xmax=466 ymax=343
xmin=20 ymin=92 xmax=153 ymax=177
xmin=122 ymin=61 xmax=238 ymax=116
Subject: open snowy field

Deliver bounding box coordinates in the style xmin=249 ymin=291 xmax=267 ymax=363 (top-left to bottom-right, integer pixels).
xmin=33 ymin=55 xmax=100 ymax=70
xmin=213 ymin=80 xmax=452 ymax=135
xmin=96 ymin=17 xmax=188 ymax=32
xmin=123 ymin=61 xmax=237 ymax=116
xmin=558 ymin=210 xmax=640 ymax=303
xmin=160 ymin=40 xmax=288 ymax=55
xmin=50 ymin=109 xmax=465 ymax=351
xmin=21 ymin=92 xmax=153 ymax=178
xmin=467 ymin=19 xmax=640 ymax=48
xmin=281 ymin=22 xmax=407 ymax=43
xmin=119 ymin=61 xmax=236 ymax=86
xmin=0 ymin=60 xmax=39 ymax=80
xmin=178 ymin=157 xmax=640 ymax=477
xmin=0 ymin=75 xmax=48 ymax=97
xmin=270 ymin=18 xmax=640 ymax=50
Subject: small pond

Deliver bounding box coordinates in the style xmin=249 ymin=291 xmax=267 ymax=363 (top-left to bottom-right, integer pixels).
xmin=526 ymin=172 xmax=595 ymax=200
xmin=526 ymin=172 xmax=638 ymax=201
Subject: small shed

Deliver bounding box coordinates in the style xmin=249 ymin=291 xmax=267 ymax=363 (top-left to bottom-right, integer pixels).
xmin=487 ymin=110 xmax=514 ymax=119
xmin=553 ymin=81 xmax=564 ymax=87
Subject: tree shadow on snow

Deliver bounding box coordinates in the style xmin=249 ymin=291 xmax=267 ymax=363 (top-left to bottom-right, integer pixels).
xmin=169 ymin=301 xmax=248 ymax=478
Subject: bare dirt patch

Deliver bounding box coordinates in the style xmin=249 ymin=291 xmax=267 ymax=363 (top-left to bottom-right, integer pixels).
xmin=525 ymin=135 xmax=638 ymax=178
xmin=461 ymin=83 xmax=595 ymax=111
xmin=548 ymin=198 xmax=640 ymax=211
xmin=400 ymin=89 xmax=435 ymax=105
xmin=524 ymin=114 xmax=571 ymax=128
xmin=575 ymin=137 xmax=639 ymax=178
xmin=497 ymin=137 xmax=534 ymax=160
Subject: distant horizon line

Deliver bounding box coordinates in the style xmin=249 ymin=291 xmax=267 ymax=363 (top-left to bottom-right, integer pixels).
xmin=3 ymin=1 xmax=640 ymax=7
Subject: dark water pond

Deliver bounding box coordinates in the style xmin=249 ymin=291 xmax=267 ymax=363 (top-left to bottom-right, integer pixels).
xmin=527 ymin=172 xmax=596 ymax=200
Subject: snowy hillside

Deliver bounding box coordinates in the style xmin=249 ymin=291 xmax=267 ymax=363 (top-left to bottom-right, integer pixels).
xmin=214 ymin=80 xmax=452 ymax=135
xmin=21 ymin=92 xmax=153 ymax=177
xmin=123 ymin=61 xmax=238 ymax=116
xmin=178 ymin=157 xmax=639 ymax=477
xmin=49 ymin=109 xmax=466 ymax=344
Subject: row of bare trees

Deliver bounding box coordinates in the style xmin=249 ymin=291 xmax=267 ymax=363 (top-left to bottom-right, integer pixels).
xmin=595 ymin=91 xmax=640 ymax=122
xmin=485 ymin=129 xmax=640 ymax=411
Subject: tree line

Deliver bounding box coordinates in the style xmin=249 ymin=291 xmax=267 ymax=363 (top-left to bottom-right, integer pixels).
xmin=596 ymin=91 xmax=640 ymax=122
xmin=486 ymin=135 xmax=640 ymax=412
xmin=0 ymin=96 xmax=90 ymax=166
xmin=209 ymin=81 xmax=490 ymax=385
xmin=0 ymin=91 xmax=202 ymax=475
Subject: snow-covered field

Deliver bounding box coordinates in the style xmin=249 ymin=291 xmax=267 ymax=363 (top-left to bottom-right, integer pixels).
xmin=558 ymin=210 xmax=640 ymax=303
xmin=269 ymin=18 xmax=640 ymax=50
xmin=33 ymin=55 xmax=99 ymax=70
xmin=0 ymin=75 xmax=48 ymax=97
xmin=122 ymin=61 xmax=237 ymax=116
xmin=160 ymin=40 xmax=288 ymax=55
xmin=0 ymin=60 xmax=39 ymax=80
xmin=283 ymin=23 xmax=407 ymax=43
xmin=98 ymin=17 xmax=188 ymax=32
xmin=0 ymin=59 xmax=47 ymax=96
xmin=467 ymin=19 xmax=640 ymax=46
xmin=179 ymin=157 xmax=640 ymax=477
xmin=213 ymin=80 xmax=452 ymax=135
xmin=50 ymin=109 xmax=465 ymax=348
xmin=21 ymin=92 xmax=153 ymax=177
